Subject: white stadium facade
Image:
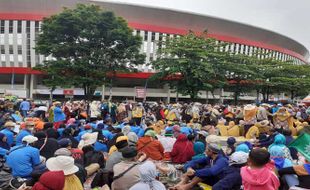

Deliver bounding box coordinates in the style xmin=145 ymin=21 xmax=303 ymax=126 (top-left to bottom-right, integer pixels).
xmin=0 ymin=0 xmax=309 ymax=102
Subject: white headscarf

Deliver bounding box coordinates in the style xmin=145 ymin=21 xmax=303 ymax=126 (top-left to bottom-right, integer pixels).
xmin=129 ymin=161 xmax=165 ymax=190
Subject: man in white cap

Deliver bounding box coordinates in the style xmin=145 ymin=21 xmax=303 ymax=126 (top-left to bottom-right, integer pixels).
xmin=212 ymin=151 xmax=248 ymax=190
xmin=6 ymin=135 xmax=45 ymax=178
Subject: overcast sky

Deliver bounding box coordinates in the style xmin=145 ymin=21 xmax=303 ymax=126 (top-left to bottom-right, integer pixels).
xmin=105 ymin=0 xmax=310 ymax=58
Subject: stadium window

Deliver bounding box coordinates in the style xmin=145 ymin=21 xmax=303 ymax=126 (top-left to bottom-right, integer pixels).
xmin=26 ymin=21 xmax=30 ymax=33
xmin=144 ymin=31 xmax=148 ymax=41
xmin=0 ymin=21 xmax=4 ymax=33
xmin=9 ymin=45 xmax=13 ymax=54
xmin=17 ymin=21 xmax=22 ymax=33
xmin=0 ymin=45 xmax=5 ymax=54
xmin=151 ymin=32 xmax=155 ymax=41
xmin=9 ymin=20 xmax=13 ymax=33
xmin=17 ymin=45 xmax=22 ymax=54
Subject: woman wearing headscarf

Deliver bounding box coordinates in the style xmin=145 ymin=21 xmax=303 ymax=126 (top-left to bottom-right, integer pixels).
xmin=170 ymin=133 xmax=194 ymax=164
xmin=192 ymin=141 xmax=205 ymax=160
xmin=268 ymin=134 xmax=293 ymax=161
xmin=226 ymin=121 xmax=240 ymax=137
xmin=46 ymin=156 xmax=83 ymax=190
xmin=269 ymin=146 xmax=299 ymax=188
xmin=122 ymin=125 xmax=138 ymax=147
xmin=129 ymin=161 xmax=165 ymax=190
xmin=32 ymin=171 xmax=65 ymax=190
xmin=273 ymin=107 xmax=291 ymax=131
xmin=33 ymin=131 xmax=59 ymax=160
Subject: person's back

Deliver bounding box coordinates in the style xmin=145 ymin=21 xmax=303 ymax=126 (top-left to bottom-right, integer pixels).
xmin=112 ymin=161 xmax=140 ymax=190
xmin=6 ymin=145 xmax=40 ymax=177
xmin=170 ymin=134 xmax=194 ymax=163
xmin=241 ymin=148 xmax=280 ymax=190
xmin=20 ymin=100 xmax=30 ymax=111
xmin=136 ymin=132 xmax=164 ymax=160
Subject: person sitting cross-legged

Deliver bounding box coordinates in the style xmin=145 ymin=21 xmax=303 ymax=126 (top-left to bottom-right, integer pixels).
xmin=174 ymin=143 xmax=228 ymax=190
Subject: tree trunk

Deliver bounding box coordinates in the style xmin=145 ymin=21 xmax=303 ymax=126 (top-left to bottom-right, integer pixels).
xmin=291 ymin=90 xmax=295 ymax=101
xmin=266 ymin=86 xmax=270 ymax=102
xmin=256 ymin=89 xmax=260 ymax=103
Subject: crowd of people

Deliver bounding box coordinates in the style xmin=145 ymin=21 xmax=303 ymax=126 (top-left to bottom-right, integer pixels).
xmin=0 ymin=98 xmax=309 ymax=190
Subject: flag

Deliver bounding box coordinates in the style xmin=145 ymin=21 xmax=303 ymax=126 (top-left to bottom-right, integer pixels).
xmin=289 ymin=133 xmax=310 ymax=161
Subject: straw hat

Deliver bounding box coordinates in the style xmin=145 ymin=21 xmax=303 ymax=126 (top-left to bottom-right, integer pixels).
xmin=78 ymin=132 xmax=98 ymax=149
xmin=46 ymin=156 xmax=79 ymax=175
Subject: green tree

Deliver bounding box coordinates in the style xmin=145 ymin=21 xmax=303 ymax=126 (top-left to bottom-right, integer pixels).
xmin=35 ymin=4 xmax=144 ymax=99
xmin=152 ymin=31 xmax=257 ymax=102
xmin=152 ymin=31 xmax=216 ymax=99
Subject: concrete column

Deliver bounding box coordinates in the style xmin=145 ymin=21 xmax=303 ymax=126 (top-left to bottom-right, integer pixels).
xmin=29 ymin=74 xmax=34 ymax=99
xmin=164 ymin=84 xmax=170 ymax=104
xmin=219 ymin=88 xmax=224 ymax=104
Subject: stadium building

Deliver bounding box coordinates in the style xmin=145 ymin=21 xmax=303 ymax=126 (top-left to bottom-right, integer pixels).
xmin=0 ymin=0 xmax=309 ymax=102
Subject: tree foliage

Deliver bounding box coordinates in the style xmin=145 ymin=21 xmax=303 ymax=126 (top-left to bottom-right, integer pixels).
xmin=35 ymin=4 xmax=144 ymax=99
xmin=153 ymin=31 xmax=310 ymax=103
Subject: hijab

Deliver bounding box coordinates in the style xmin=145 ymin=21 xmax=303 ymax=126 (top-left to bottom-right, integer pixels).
xmin=192 ymin=141 xmax=205 ymax=160
xmin=269 ymin=145 xmax=292 ymax=170
xmin=129 ymin=161 xmax=165 ymax=190
xmin=0 ymin=132 xmax=9 ymax=150
xmin=268 ymin=134 xmax=286 ymax=150
xmin=32 ymin=171 xmax=65 ymax=190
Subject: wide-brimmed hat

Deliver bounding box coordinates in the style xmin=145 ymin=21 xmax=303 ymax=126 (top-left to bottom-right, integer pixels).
xmin=78 ymin=132 xmax=98 ymax=149
xmin=4 ymin=121 xmax=15 ymax=128
xmin=244 ymin=104 xmax=256 ymax=111
xmin=46 ymin=156 xmax=78 ymax=175
xmin=54 ymin=148 xmax=72 ymax=157
xmin=22 ymin=135 xmax=38 ymax=144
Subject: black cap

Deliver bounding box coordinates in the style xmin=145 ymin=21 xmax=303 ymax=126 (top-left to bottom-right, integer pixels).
xmin=121 ymin=146 xmax=138 ymax=158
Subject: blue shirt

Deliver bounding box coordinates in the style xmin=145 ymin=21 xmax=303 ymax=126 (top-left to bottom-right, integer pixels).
xmin=180 ymin=127 xmax=193 ymax=135
xmin=75 ymin=129 xmax=92 ymax=142
xmin=53 ymin=107 xmax=65 ymax=122
xmin=20 ymin=101 xmax=30 ymax=111
xmin=57 ymin=128 xmax=65 ymax=137
xmin=102 ymin=130 xmax=113 ymax=140
xmin=16 ymin=130 xmax=32 ymax=146
xmin=94 ymin=142 xmax=108 ymax=152
xmin=184 ymin=154 xmax=228 ymax=178
xmin=6 ymin=145 xmax=40 ymax=177
xmin=131 ymin=126 xmax=145 ymax=137
xmin=0 ymin=128 xmax=14 ymax=146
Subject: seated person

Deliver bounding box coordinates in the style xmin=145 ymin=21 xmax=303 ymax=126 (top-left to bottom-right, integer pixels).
xmin=6 ymin=135 xmax=46 ymax=178
xmin=213 ymin=151 xmax=248 ymax=190
xmin=241 ymin=148 xmax=280 ymax=190
xmin=175 ymin=143 xmax=228 ymax=190
xmin=226 ymin=121 xmax=240 ymax=137
xmin=112 ymin=147 xmax=147 ymax=190
xmin=136 ymin=130 xmax=164 ymax=160
xmin=170 ymin=134 xmax=194 ymax=164
xmin=278 ymin=155 xmax=310 ymax=189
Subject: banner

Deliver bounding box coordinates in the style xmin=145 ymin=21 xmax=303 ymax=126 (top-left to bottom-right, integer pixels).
xmin=135 ymin=87 xmax=146 ymax=99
